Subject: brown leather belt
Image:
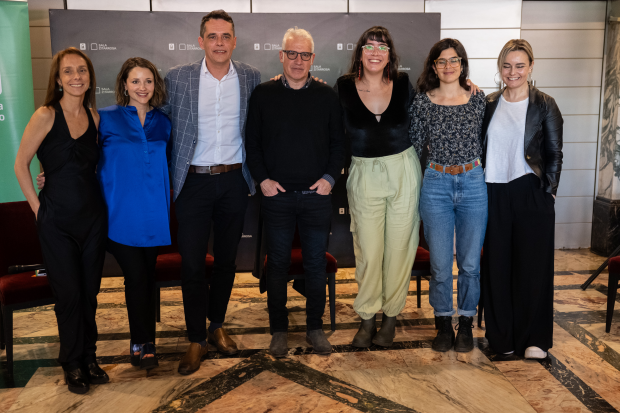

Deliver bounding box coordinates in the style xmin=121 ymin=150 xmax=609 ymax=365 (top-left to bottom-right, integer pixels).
xmin=428 ymin=158 xmax=481 ymax=175
xmin=188 ymin=163 xmax=242 ymax=175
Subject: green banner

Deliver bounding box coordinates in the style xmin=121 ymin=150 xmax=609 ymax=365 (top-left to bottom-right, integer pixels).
xmin=0 ymin=1 xmax=38 ymax=203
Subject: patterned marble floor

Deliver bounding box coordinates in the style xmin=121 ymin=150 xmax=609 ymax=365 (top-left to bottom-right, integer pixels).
xmin=1 ymin=249 xmax=618 ymax=412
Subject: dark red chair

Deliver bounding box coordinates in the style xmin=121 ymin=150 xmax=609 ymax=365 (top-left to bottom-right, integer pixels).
xmin=154 ymin=193 xmax=214 ymax=322
xmin=411 ymin=246 xmax=431 ymax=309
xmin=606 ymin=257 xmax=620 ymax=333
xmin=0 ymin=201 xmax=55 ymax=378
xmin=254 ymin=207 xmax=338 ymax=331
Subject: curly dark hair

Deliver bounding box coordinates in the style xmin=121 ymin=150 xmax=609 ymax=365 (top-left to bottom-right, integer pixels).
xmin=417 ymin=38 xmax=470 ymax=94
xmin=115 ymin=57 xmax=166 ymax=108
xmin=345 ymin=26 xmax=399 ymax=83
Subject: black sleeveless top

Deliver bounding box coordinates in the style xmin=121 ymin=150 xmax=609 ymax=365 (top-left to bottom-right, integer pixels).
xmin=335 ymin=72 xmax=415 ymax=158
xmin=37 ymin=103 xmax=105 ymax=238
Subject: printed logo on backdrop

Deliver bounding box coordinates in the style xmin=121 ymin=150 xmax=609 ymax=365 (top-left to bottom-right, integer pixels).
xmin=179 ymin=43 xmax=201 ymax=51
xmin=90 ymin=43 xmax=116 ymax=51
xmin=80 ymin=43 xmax=86 ymax=50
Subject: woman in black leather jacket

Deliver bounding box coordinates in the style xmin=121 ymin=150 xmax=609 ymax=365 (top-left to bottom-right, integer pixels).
xmin=480 ymin=39 xmax=563 ymax=359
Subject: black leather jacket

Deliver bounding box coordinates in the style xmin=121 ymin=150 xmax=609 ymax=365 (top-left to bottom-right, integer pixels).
xmin=481 ymin=84 xmax=563 ymax=195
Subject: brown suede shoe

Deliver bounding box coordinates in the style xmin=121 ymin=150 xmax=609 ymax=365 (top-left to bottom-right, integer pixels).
xmin=208 ymin=328 xmax=239 ymax=356
xmin=177 ymin=343 xmax=208 ymax=376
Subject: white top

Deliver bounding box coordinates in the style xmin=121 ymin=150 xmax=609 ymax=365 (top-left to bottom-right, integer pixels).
xmin=485 ymin=95 xmax=535 ymax=183
xmin=191 ymin=59 xmax=243 ymax=166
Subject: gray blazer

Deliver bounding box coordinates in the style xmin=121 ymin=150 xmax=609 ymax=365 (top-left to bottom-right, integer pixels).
xmin=161 ymin=59 xmax=261 ymax=200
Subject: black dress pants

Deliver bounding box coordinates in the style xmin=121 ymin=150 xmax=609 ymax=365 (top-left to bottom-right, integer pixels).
xmin=107 ymin=239 xmax=158 ymax=344
xmin=262 ymin=192 xmax=332 ymax=333
xmin=37 ymin=214 xmax=106 ymax=370
xmin=175 ymin=169 xmax=249 ymax=343
xmin=482 ymin=174 xmax=555 ymax=355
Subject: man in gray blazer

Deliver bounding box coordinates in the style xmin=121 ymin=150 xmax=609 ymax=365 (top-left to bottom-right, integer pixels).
xmin=161 ymin=10 xmax=261 ymax=376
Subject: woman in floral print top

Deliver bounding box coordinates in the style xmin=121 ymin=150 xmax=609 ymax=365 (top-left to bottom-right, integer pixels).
xmin=408 ymin=38 xmax=487 ymax=355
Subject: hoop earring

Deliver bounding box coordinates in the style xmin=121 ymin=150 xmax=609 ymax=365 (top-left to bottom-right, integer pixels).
xmin=124 ymin=90 xmax=128 ymax=96
xmin=358 ymin=62 xmax=362 ymax=80
xmin=494 ymin=72 xmax=502 ymax=86
xmin=528 ymin=72 xmax=533 ymax=84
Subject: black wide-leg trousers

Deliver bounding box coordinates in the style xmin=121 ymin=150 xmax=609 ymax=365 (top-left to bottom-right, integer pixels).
xmin=482 ymin=174 xmax=555 ymax=355
xmin=37 ymin=213 xmax=106 ymax=370
xmin=107 ymin=239 xmax=158 ymax=345
xmin=175 ymin=169 xmax=249 ymax=343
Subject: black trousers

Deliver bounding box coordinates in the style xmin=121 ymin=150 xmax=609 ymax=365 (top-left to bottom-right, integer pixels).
xmin=107 ymin=239 xmax=158 ymax=344
xmin=482 ymin=174 xmax=555 ymax=355
xmin=175 ymin=169 xmax=249 ymax=343
xmin=37 ymin=214 xmax=106 ymax=370
xmin=262 ymin=192 xmax=332 ymax=332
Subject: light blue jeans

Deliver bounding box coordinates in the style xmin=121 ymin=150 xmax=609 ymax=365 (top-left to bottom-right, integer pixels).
xmin=420 ymin=165 xmax=488 ymax=317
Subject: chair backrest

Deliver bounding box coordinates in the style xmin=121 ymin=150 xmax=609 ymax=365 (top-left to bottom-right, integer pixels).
xmin=158 ymin=190 xmax=178 ymax=255
xmin=0 ymin=201 xmax=44 ymax=277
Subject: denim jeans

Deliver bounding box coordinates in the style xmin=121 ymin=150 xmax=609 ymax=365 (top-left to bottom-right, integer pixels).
xmin=420 ymin=165 xmax=488 ymax=317
xmin=262 ymin=192 xmax=332 ymax=332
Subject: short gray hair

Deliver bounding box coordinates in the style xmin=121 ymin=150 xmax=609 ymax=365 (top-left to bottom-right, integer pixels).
xmin=282 ymin=26 xmax=314 ymax=52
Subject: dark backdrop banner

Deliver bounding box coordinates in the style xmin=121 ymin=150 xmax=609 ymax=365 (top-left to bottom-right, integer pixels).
xmin=49 ymin=11 xmax=440 ymax=271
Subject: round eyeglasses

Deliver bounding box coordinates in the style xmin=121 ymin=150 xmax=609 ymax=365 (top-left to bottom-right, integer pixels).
xmin=434 ymin=57 xmax=462 ymax=69
xmin=282 ymin=50 xmax=313 ymax=61
xmin=361 ymin=45 xmax=390 ymax=54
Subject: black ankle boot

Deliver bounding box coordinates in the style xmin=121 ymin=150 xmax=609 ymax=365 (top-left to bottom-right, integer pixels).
xmin=352 ymin=315 xmax=377 ymax=347
xmin=432 ymin=316 xmax=455 ymax=352
xmin=64 ymin=367 xmax=90 ymax=394
xmin=83 ymin=361 xmax=110 ymax=384
xmin=372 ymin=315 xmax=397 ymax=347
xmin=454 ymin=316 xmax=474 ymax=352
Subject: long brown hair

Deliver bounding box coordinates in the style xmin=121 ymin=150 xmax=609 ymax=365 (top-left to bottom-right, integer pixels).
xmin=417 ymin=38 xmax=470 ymax=94
xmin=43 ymin=47 xmax=97 ymax=109
xmin=346 ymin=26 xmax=399 ymax=83
xmin=115 ymin=57 xmax=166 ymax=108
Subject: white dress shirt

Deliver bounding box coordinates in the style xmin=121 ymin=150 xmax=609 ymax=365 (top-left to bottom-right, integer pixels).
xmin=191 ymin=59 xmax=243 ymax=166
xmin=485 ymin=95 xmax=535 ymax=183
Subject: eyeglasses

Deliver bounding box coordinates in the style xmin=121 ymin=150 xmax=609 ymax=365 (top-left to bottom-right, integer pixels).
xmin=434 ymin=57 xmax=462 ymax=69
xmin=361 ymin=45 xmax=390 ymax=54
xmin=282 ymin=50 xmax=313 ymax=61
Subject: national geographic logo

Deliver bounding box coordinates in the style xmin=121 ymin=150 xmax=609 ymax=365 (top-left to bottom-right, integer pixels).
xmin=339 ymin=208 xmax=350 ymax=215
xmin=398 ymin=64 xmax=411 ymax=71
xmin=337 ymin=43 xmax=355 ymax=51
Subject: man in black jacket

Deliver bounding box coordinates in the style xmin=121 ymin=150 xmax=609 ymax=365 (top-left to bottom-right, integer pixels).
xmin=245 ymin=27 xmax=345 ymax=358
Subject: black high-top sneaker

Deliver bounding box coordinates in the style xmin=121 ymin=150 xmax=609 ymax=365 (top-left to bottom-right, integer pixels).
xmin=454 ymin=315 xmax=474 ymax=352
xmin=432 ymin=316 xmax=455 ymax=352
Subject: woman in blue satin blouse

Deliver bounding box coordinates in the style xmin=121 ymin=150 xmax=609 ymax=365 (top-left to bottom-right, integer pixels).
xmin=97 ymin=57 xmax=171 ymax=370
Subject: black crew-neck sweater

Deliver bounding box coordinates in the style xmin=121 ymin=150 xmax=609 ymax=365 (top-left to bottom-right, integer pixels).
xmin=245 ymin=79 xmax=345 ymax=192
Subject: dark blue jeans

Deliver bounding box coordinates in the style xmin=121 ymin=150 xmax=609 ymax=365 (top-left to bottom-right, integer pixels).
xmin=262 ymin=192 xmax=332 ymax=332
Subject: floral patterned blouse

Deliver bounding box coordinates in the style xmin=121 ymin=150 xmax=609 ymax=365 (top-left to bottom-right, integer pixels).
xmin=408 ymin=91 xmax=486 ymax=166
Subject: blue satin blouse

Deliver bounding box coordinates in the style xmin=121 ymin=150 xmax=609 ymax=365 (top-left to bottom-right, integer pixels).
xmin=97 ymin=105 xmax=172 ymax=247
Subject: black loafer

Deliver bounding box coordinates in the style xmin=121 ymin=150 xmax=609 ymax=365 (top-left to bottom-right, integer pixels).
xmin=84 ymin=361 xmax=110 ymax=384
xmin=64 ymin=368 xmax=90 ymax=394
xmin=140 ymin=343 xmax=159 ymax=370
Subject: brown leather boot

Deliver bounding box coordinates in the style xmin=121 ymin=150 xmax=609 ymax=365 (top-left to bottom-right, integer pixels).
xmin=177 ymin=342 xmax=208 ymax=375
xmin=208 ymin=328 xmax=239 ymax=356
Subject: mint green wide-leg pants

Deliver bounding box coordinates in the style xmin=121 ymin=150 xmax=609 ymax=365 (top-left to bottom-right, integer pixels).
xmin=346 ymin=146 xmax=422 ymax=320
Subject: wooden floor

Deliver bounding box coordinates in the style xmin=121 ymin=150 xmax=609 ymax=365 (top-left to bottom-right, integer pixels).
xmin=1 ymin=249 xmax=618 ymax=413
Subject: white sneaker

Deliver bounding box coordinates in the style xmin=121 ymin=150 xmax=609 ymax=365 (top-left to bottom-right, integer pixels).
xmin=524 ymin=346 xmax=547 ymax=359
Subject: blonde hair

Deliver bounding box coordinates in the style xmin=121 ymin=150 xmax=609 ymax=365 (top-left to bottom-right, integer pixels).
xmin=497 ymin=39 xmax=534 ymax=71
xmin=282 ymin=26 xmax=314 ymax=52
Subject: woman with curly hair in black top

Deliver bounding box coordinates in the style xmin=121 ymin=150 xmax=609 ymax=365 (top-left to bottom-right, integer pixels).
xmin=409 ymin=38 xmax=487 ymax=354
xmin=335 ymin=26 xmax=422 ymax=348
